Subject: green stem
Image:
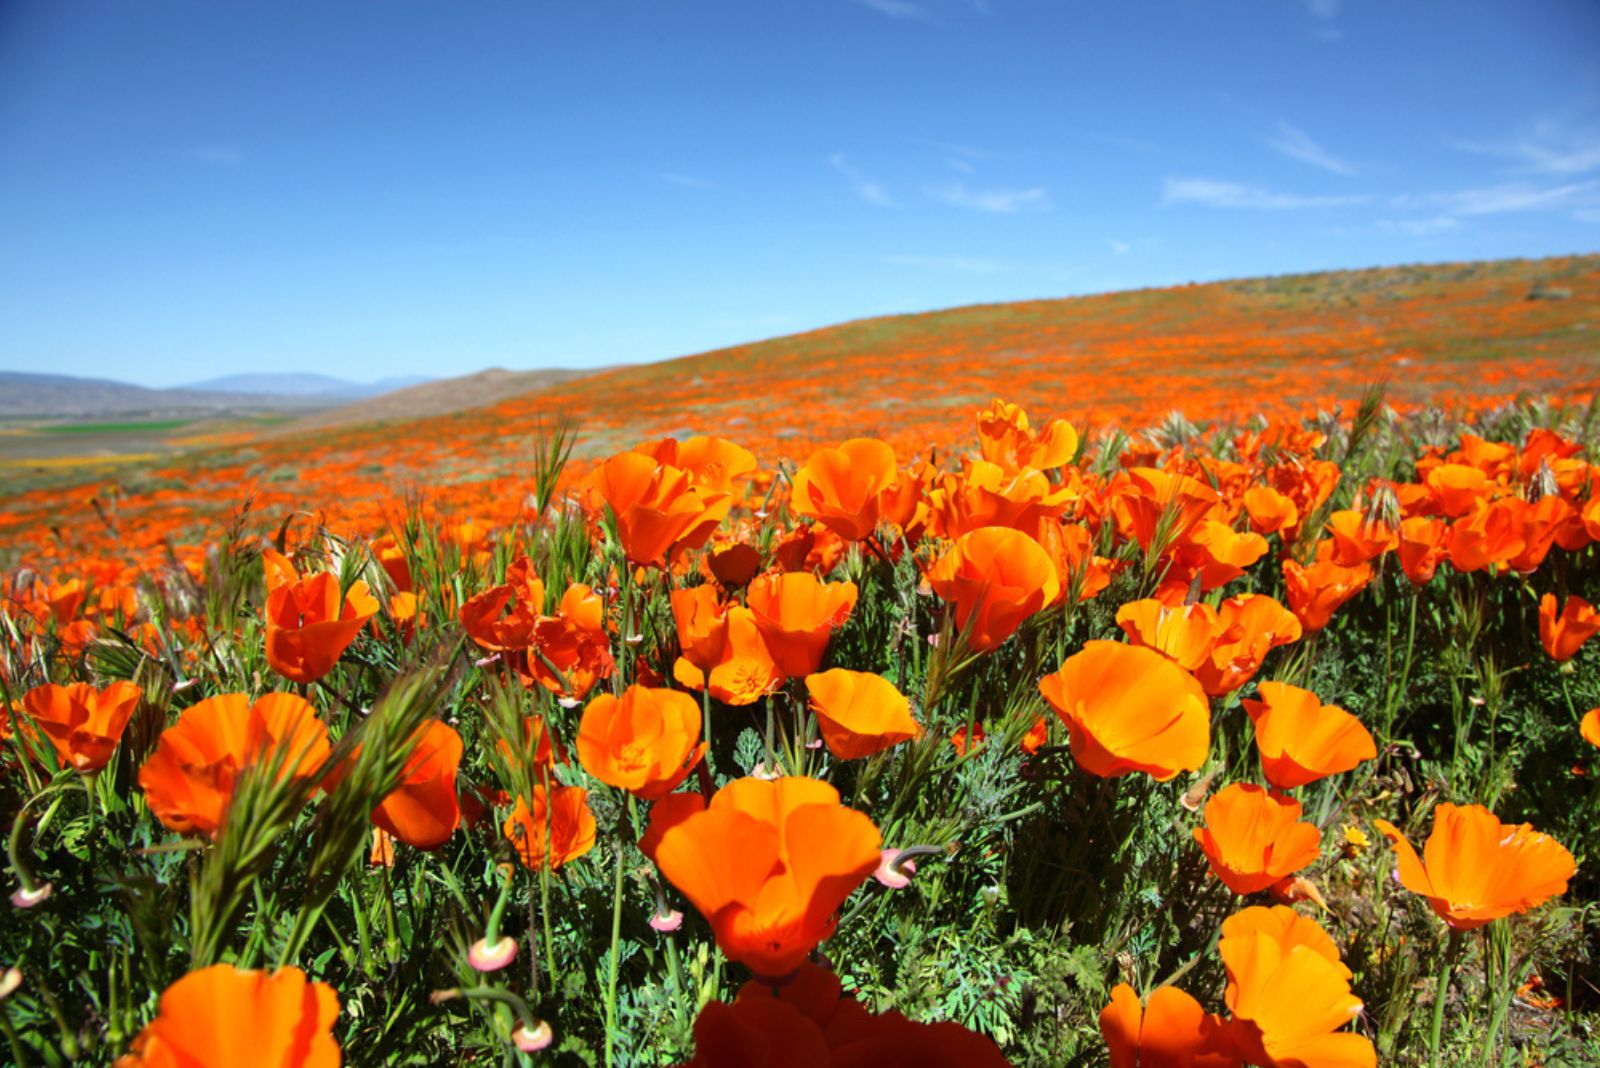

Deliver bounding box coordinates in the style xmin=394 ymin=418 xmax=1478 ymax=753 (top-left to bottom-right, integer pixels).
xmin=1429 ymin=928 xmax=1464 ymax=1068
xmin=603 ymin=839 xmax=627 ymax=1068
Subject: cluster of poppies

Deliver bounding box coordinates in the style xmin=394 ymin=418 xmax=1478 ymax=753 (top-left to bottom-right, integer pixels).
xmin=2 ymin=393 xmax=1594 ymax=1067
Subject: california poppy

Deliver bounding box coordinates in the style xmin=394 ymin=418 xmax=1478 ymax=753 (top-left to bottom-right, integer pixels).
xmin=264 ymin=567 xmax=379 ymax=685
xmin=577 ymin=685 xmax=706 ymax=800
xmin=1583 ymin=708 xmax=1600 ymax=750
xmin=804 ymin=669 xmax=922 ymax=760
xmin=745 ymin=572 xmax=858 ymax=678
xmin=1191 ymin=594 xmax=1301 ymax=697
xmin=459 ymin=555 xmax=545 ymax=653
xmin=1099 ymin=983 xmax=1235 ymax=1068
xmin=1243 ymin=485 xmax=1300 ymax=537
xmin=1243 ymin=682 xmax=1376 ymax=789
xmin=139 ymin=693 xmax=331 ymax=838
xmin=1282 ymin=555 xmax=1371 ymax=633
xmin=522 ymin=582 xmax=615 ymax=701
xmin=976 ymin=398 xmax=1078 ymax=474
xmin=925 ymin=527 xmax=1061 ymax=653
xmin=1445 ymin=498 xmax=1525 ymax=573
xmin=1219 ymin=905 xmax=1350 ymax=981
xmin=673 ymin=605 xmax=783 ymax=706
xmin=592 ymin=450 xmax=730 ymax=567
xmin=925 ymin=461 xmax=1075 ymax=540
xmin=789 ymin=438 xmax=898 ymax=542
xmin=371 ymin=719 xmax=462 ymax=850
xmin=1372 ymin=804 xmax=1575 ymax=930
xmin=1396 ymin=516 xmax=1447 ymax=585
xmin=1538 ymin=593 xmax=1599 ymax=662
xmin=1194 ymin=784 xmax=1321 ymax=896
xmin=1039 ymin=641 xmax=1210 ymax=782
xmin=647 ymin=776 xmax=881 ymax=978
xmin=115 ymin=963 xmax=340 ymax=1068
xmin=672 ymin=585 xmax=730 ymax=671
xmin=19 ymin=680 xmax=141 ymax=773
xmin=1115 ymin=599 xmax=1231 ymax=674
xmin=503 ymin=783 xmax=597 ymax=872
xmin=1218 ymin=912 xmax=1373 ymax=1068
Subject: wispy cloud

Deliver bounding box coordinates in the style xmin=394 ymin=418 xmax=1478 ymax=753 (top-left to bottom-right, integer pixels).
xmin=1376 ymin=216 xmax=1459 ymax=237
xmin=1162 ymin=177 xmax=1367 ymax=210
xmin=929 ymin=182 xmax=1050 ymax=213
xmin=1267 ymin=121 xmax=1354 ymax=176
xmin=1405 ymin=180 xmax=1598 ymax=216
xmin=911 ymin=138 xmax=1002 ymax=174
xmin=1107 ymin=239 xmax=1133 ymax=255
xmin=1304 ymin=0 xmax=1339 ymax=17
xmin=831 ymin=153 xmax=896 ymax=207
xmin=854 ymin=0 xmax=924 ymax=19
xmin=658 ymin=172 xmax=720 ymax=191
xmin=885 ymin=253 xmax=1006 ymax=274
xmin=1452 ymin=121 xmax=1600 ymax=177
xmin=189 ymin=145 xmax=242 ymax=166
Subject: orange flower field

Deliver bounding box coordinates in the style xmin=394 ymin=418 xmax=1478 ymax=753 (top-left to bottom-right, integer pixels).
xmin=1 ymin=255 xmax=1599 ymax=1066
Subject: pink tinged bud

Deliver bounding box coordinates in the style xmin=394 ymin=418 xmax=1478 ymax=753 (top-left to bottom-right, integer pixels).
xmin=0 ymin=966 xmax=20 ymax=1000
xmin=474 ymin=653 xmax=502 ymax=668
xmin=805 ymin=737 xmax=824 ymax=750
xmin=173 ymin=677 xmax=199 ymax=693
xmin=513 ymin=1019 xmax=554 ymax=1052
xmin=557 ymin=696 xmax=582 ymax=709
xmin=649 ymin=908 xmax=684 ymax=933
xmin=750 ymin=762 xmax=782 ymax=781
xmin=468 ymin=935 xmax=518 ymax=972
xmin=10 ymin=883 xmax=51 ymax=909
xmin=874 ymin=850 xmax=915 ymax=889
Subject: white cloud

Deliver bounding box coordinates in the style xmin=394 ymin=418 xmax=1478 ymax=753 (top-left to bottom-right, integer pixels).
xmin=1453 ymin=121 xmax=1600 ymax=176
xmin=830 ymin=154 xmax=896 ymax=207
xmin=1107 ymin=240 xmax=1132 ymax=255
xmin=1305 ymin=0 xmax=1339 ymax=17
xmin=930 ymin=182 xmax=1050 ymax=213
xmin=1267 ymin=121 xmax=1354 ymax=176
xmin=1408 ymin=180 xmax=1598 ymax=216
xmin=658 ymin=172 xmax=719 ymax=191
xmin=1376 ymin=217 xmax=1460 ymax=236
xmin=855 ymin=0 xmax=923 ymax=18
xmin=1162 ymin=177 xmax=1368 ymax=210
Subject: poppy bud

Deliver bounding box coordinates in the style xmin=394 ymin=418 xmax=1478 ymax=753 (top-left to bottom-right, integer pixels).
xmin=512 ymin=1020 xmax=554 ymax=1052
xmin=469 ymin=936 xmax=518 ymax=972
xmin=9 ymin=882 xmax=51 ymax=909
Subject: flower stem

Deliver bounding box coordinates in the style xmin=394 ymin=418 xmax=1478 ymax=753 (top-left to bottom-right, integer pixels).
xmin=1429 ymin=928 xmax=1464 ymax=1068
xmin=603 ymin=839 xmax=627 ymax=1068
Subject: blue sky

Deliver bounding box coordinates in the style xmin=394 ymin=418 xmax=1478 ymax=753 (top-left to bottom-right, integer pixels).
xmin=2 ymin=1 xmax=1597 ymax=388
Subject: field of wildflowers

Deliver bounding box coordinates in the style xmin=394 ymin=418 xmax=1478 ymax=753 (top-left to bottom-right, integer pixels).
xmin=2 ymin=256 xmax=1599 ymax=1066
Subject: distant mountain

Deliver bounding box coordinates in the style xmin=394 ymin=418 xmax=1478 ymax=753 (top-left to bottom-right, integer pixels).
xmin=276 ymin=366 xmax=600 ymax=434
xmin=181 ymin=373 xmax=435 ymax=398
xmin=0 ymin=371 xmax=328 ymax=418
xmin=1 ymin=371 xmax=439 ymax=418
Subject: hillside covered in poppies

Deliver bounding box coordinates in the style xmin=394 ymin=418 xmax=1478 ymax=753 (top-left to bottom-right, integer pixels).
xmin=2 ymin=253 xmax=1599 ymax=1067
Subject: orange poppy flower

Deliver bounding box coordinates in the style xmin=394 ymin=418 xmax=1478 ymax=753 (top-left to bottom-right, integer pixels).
xmin=1583 ymin=708 xmax=1600 ymax=750
xmin=673 ymin=605 xmax=783 ymax=706
xmin=1108 ymin=467 xmax=1219 ymax=550
xmin=647 ymin=776 xmax=882 ymax=978
xmin=522 ymin=583 xmax=615 ymax=701
xmin=1243 ymin=485 xmax=1300 ymax=537
xmin=371 ymin=719 xmax=462 ymax=850
xmin=1324 ymin=510 xmax=1397 ymax=567
xmin=1039 ymin=641 xmax=1210 ymax=782
xmin=592 ymin=450 xmax=730 ymax=567
xmin=1425 ymin=463 xmax=1490 ymax=518
xmin=1445 ymin=498 xmax=1525 ymax=572
xmin=1372 ymin=804 xmax=1576 ymax=930
xmin=370 ymin=533 xmax=413 ymax=594
xmin=744 ymin=572 xmax=858 ymax=678
xmin=637 ymin=434 xmax=759 ymax=497
xmin=671 ymin=585 xmax=730 ymax=671
xmin=925 ymin=461 xmax=1075 ymax=540
xmin=1116 ymin=599 xmax=1231 ymax=674
xmin=1281 ymin=555 xmax=1371 ymax=633
xmin=1191 ymin=594 xmax=1301 ymax=697
xmin=1396 ymin=516 xmax=1447 ymax=585
xmin=577 ymin=685 xmax=706 ymax=801
xmin=803 ymin=669 xmax=922 ymax=760
xmin=1171 ymin=519 xmax=1269 ymax=592
xmin=493 ymin=714 xmax=567 ymax=780
xmin=1219 ymin=905 xmax=1350 ymax=982
xmin=1218 ymin=911 xmax=1372 ymax=1068
xmin=114 ymin=964 xmax=340 ymax=1068
xmin=1194 ymin=784 xmax=1321 ymax=896
xmin=788 ymin=438 xmax=898 ymax=542
xmin=976 ymin=398 xmax=1078 ymax=474
xmin=264 ymin=568 xmax=380 ymax=684
xmin=1243 ymin=681 xmax=1376 ymax=790
xmin=925 ymin=527 xmax=1061 ymax=653
xmin=459 ymin=556 xmax=546 ymax=653
xmin=138 ymin=693 xmax=331 ymax=838
xmin=1099 ymin=983 xmax=1235 ymax=1068
xmin=19 ymin=680 xmax=141 ymax=773
xmin=1539 ymin=593 xmax=1599 ymax=662
xmin=502 ymin=783 xmax=597 ymax=872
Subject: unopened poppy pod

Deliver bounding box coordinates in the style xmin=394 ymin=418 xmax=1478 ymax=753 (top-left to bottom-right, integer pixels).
xmin=1039 ymin=641 xmax=1209 ymax=781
